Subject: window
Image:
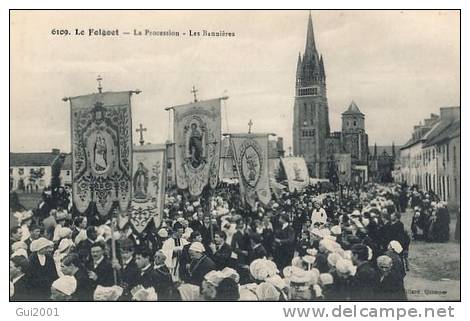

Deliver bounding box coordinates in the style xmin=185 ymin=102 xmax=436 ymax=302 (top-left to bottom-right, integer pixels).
xmin=66 ymin=170 xmax=71 ymax=176
xmin=446 ymin=143 xmax=450 ymax=162
xmin=442 ymin=176 xmax=446 ymax=201
xmin=313 ymin=87 xmax=318 ymax=95
xmin=454 ymin=177 xmax=458 ymax=199
xmin=453 ymin=145 xmax=457 ymax=167
xmin=302 ymin=130 xmax=315 ymax=138
xmin=447 ymin=176 xmax=450 ymax=200
xmin=353 ymin=121 xmax=357 ymax=126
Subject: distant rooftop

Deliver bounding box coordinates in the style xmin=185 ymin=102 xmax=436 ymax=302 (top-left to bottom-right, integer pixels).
xmin=10 ymin=149 xmax=61 ymax=167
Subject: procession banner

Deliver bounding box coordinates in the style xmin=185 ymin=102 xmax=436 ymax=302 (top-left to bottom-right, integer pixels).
xmin=230 ymin=133 xmax=271 ymax=206
xmin=281 ymin=157 xmax=309 ymax=193
xmin=173 ymin=98 xmax=222 ymax=197
xmin=70 ymin=91 xmax=133 ymax=216
xmin=130 ymin=145 xmax=166 ymax=233
xmin=335 ymin=153 xmax=352 ymax=184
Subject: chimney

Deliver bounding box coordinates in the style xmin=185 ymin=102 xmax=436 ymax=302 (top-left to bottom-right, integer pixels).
xmin=440 ymin=106 xmax=460 ymax=121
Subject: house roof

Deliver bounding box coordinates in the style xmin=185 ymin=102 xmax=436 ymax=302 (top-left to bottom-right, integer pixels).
xmin=342 ymin=101 xmax=364 ymax=116
xmin=10 ymin=152 xmax=60 ymax=167
xmin=423 ymin=119 xmax=460 ymax=147
xmin=400 ymin=118 xmax=453 ymax=150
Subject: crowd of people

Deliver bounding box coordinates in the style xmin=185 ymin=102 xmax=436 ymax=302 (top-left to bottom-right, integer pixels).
xmin=9 ymin=181 xmax=453 ymax=301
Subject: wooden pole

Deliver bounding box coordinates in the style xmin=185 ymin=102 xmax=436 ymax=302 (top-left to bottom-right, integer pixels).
xmin=111 ymin=206 xmax=118 ymax=285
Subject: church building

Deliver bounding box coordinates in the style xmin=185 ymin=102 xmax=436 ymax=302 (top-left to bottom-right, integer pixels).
xmin=292 ymin=12 xmax=369 ymax=182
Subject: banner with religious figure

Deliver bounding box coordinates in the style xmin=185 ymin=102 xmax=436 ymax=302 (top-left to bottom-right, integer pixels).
xmin=70 ymin=91 xmax=133 ymax=216
xmin=281 ymin=157 xmax=309 ymax=193
xmin=334 ymin=153 xmax=352 ymax=184
xmin=230 ymin=133 xmax=271 ymax=206
xmin=130 ymin=145 xmax=166 ymax=233
xmin=173 ymin=98 xmax=222 ymax=197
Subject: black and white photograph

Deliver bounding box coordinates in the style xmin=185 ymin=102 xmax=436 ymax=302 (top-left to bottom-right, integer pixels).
xmin=9 ymin=9 xmax=460 ymax=305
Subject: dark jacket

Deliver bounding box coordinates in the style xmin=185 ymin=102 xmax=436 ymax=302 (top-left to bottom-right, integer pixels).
xmin=26 ymin=253 xmax=58 ymax=300
xmin=273 ymin=225 xmax=296 ymax=269
xmin=231 ymin=230 xmax=250 ymax=265
xmin=153 ymin=265 xmax=175 ymax=300
xmin=73 ymin=268 xmax=95 ymax=301
xmin=10 ymin=275 xmax=32 ymax=301
xmin=119 ymin=258 xmax=140 ymax=296
xmin=377 ymin=270 xmax=407 ymax=301
xmin=178 ymin=243 xmax=193 ymax=283
xmin=188 ymin=255 xmax=216 ymax=286
xmin=86 ymin=257 xmax=115 ymax=287
xmin=352 ymin=261 xmax=380 ymax=301
xmin=209 ymin=243 xmax=233 ymax=270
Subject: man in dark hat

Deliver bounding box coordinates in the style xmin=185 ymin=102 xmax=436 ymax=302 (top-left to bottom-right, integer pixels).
xmin=273 ymin=214 xmax=296 ymax=269
xmin=351 ymin=244 xmax=379 ymax=300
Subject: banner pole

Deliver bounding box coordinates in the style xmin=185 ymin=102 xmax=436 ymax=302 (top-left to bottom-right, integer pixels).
xmin=111 ymin=206 xmax=118 ymax=285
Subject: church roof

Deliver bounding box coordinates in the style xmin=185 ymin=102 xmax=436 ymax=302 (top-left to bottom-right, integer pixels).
xmin=342 ymin=101 xmax=364 ymax=115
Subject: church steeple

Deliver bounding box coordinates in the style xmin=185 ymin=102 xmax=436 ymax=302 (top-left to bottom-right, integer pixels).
xmin=304 ymin=11 xmax=317 ymax=58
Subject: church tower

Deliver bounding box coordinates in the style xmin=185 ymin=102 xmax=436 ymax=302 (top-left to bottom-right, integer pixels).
xmin=292 ymin=12 xmax=330 ymax=178
xmin=341 ymin=101 xmax=368 ymax=165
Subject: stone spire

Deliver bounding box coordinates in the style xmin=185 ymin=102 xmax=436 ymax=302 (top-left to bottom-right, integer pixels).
xmin=304 ymin=11 xmax=316 ymax=58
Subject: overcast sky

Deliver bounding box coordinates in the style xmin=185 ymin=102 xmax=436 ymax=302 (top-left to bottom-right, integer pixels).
xmin=10 ymin=10 xmax=460 ymax=153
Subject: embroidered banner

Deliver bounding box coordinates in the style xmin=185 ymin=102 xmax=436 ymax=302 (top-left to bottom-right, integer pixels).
xmin=281 ymin=157 xmax=309 ymax=193
xmin=70 ymin=91 xmax=133 ymax=216
xmin=230 ymin=133 xmax=271 ymax=206
xmin=173 ymin=98 xmax=222 ymax=197
xmin=334 ymin=153 xmax=352 ymax=184
xmin=129 ymin=145 xmax=166 ymax=233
